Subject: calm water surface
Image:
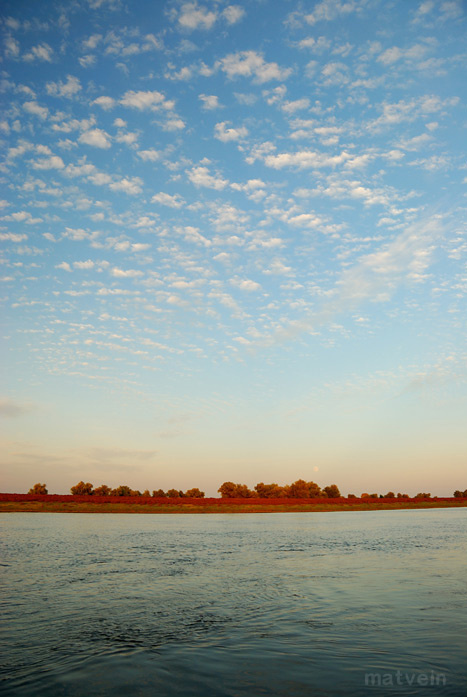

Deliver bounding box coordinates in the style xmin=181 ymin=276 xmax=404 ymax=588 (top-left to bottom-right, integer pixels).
xmin=1 ymin=509 xmax=466 ymax=696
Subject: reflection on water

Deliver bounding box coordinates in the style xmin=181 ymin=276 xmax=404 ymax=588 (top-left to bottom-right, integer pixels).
xmin=1 ymin=509 xmax=466 ymax=696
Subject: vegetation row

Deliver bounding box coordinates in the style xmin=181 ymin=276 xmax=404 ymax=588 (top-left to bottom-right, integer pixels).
xmin=25 ymin=481 xmax=467 ymax=500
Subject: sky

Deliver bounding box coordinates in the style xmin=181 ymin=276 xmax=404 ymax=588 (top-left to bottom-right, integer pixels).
xmin=1 ymin=0 xmax=466 ymax=497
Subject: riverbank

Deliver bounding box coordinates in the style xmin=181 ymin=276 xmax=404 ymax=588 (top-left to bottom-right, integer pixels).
xmin=1 ymin=497 xmax=466 ymax=514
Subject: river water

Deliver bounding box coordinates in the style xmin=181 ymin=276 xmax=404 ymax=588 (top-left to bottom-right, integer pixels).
xmin=1 ymin=509 xmax=466 ymax=696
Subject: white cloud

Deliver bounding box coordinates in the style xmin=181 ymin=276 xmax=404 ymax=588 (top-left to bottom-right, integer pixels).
xmin=199 ymin=94 xmax=221 ymax=109
xmin=5 ymin=36 xmax=20 ymax=58
xmin=178 ymin=3 xmax=217 ymax=30
xmin=111 ymin=267 xmax=144 ymax=278
xmin=73 ymin=260 xmax=95 ymax=269
xmin=82 ymin=34 xmax=102 ymax=50
xmin=218 ymin=51 xmax=292 ymax=83
xmin=92 ymin=96 xmax=116 ymax=110
xmin=137 ymin=149 xmax=160 ymax=161
xmin=0 ymin=232 xmax=28 ymax=242
xmin=115 ymin=131 xmax=138 ymax=145
xmin=282 ymin=98 xmax=310 ymax=114
xmin=162 ymin=117 xmax=185 ymax=131
xmin=46 ymin=76 xmax=82 ymax=98
xmin=56 ymin=261 xmax=72 ymax=272
xmin=214 ymin=121 xmax=248 ymax=142
xmin=187 ymin=166 xmax=228 ymax=190
xmin=32 ymin=155 xmax=65 ymax=170
xmin=120 ymin=90 xmax=168 ymax=110
xmin=333 ymin=217 xmax=441 ymax=303
xmin=23 ymin=101 xmax=48 ymax=120
xmin=264 ymin=149 xmax=350 ymax=169
xmin=222 ymin=6 xmax=245 ymax=24
xmin=79 ymin=129 xmax=112 ymax=149
xmin=23 ymin=43 xmax=54 ymax=62
xmin=231 ymin=278 xmax=261 ymax=291
xmin=304 ymin=0 xmax=362 ymax=25
xmin=79 ymin=55 xmax=96 ymax=68
xmin=151 ymin=192 xmax=185 ymax=208
xmin=109 ymin=177 xmax=143 ymax=194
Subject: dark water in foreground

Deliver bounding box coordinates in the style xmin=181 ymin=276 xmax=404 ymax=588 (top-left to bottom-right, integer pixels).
xmin=1 ymin=510 xmax=466 ymax=697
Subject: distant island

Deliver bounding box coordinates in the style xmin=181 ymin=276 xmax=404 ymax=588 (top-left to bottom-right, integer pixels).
xmin=1 ymin=479 xmax=466 ymax=514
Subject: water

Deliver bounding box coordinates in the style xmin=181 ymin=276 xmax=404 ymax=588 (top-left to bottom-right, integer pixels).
xmin=1 ymin=509 xmax=466 ymax=696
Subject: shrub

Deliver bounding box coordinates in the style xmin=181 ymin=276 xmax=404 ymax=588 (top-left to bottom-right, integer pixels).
xmin=28 ymin=483 xmax=48 ymax=495
xmin=70 ymin=481 xmax=93 ymax=495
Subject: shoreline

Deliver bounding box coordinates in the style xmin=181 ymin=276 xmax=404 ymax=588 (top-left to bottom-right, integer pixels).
xmin=1 ymin=499 xmax=466 ymax=514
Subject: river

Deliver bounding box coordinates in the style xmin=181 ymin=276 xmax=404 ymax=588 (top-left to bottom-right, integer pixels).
xmin=1 ymin=509 xmax=466 ymax=696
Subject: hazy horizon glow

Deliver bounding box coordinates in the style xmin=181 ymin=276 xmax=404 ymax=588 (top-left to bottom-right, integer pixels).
xmin=1 ymin=0 xmax=466 ymax=497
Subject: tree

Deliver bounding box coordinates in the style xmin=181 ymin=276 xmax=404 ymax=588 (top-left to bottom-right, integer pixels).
xmin=94 ymin=484 xmax=111 ymax=496
xmin=152 ymin=489 xmax=166 ymax=497
xmin=142 ymin=490 xmax=151 ymax=497
xmin=166 ymin=488 xmax=180 ymax=498
xmin=70 ymin=481 xmax=93 ymax=495
xmin=288 ymin=479 xmax=311 ymax=498
xmin=218 ymin=481 xmax=238 ymax=498
xmin=110 ymin=485 xmax=132 ymax=496
xmin=218 ymin=482 xmax=254 ymax=497
xmin=255 ymin=482 xmax=287 ymax=498
xmin=385 ymin=491 xmax=395 ymax=499
xmin=185 ymin=487 xmax=205 ymax=498
xmin=454 ymin=489 xmax=467 ymax=498
xmin=415 ymin=492 xmax=431 ymax=500
xmin=323 ymin=484 xmax=340 ymax=498
xmin=28 ymin=483 xmax=48 ymax=495
xmin=235 ymin=484 xmax=254 ymax=498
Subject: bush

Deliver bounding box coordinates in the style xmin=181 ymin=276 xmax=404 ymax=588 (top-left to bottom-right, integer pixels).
xmin=110 ymin=485 xmax=132 ymax=496
xmin=185 ymin=488 xmax=205 ymax=498
xmin=28 ymin=483 xmax=48 ymax=495
xmin=323 ymin=484 xmax=340 ymax=498
xmin=70 ymin=481 xmax=93 ymax=495
xmin=94 ymin=484 xmax=111 ymax=496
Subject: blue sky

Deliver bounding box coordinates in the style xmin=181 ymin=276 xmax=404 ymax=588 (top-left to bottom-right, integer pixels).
xmin=1 ymin=0 xmax=466 ymax=496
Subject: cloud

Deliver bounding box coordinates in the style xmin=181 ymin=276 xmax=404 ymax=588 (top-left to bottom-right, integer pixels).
xmin=56 ymin=261 xmax=72 ymax=272
xmin=222 ymin=6 xmax=245 ymax=24
xmin=137 ymin=149 xmax=160 ymax=161
xmin=304 ymin=0 xmax=363 ymax=25
xmin=214 ymin=121 xmax=248 ymax=142
xmin=111 ymin=267 xmax=144 ymax=278
xmin=187 ymin=166 xmax=228 ymax=190
xmin=231 ymin=278 xmax=261 ymax=291
xmin=217 ymin=51 xmax=292 ymax=83
xmin=151 ymin=192 xmax=185 ymax=208
xmin=73 ymin=260 xmax=95 ymax=269
xmin=0 ymin=232 xmax=28 ymax=242
xmin=23 ymin=43 xmax=54 ymax=62
xmin=199 ymin=94 xmax=221 ymax=109
xmin=377 ymin=44 xmax=428 ymax=66
xmin=32 ymin=155 xmax=65 ymax=170
xmin=263 ymin=149 xmax=350 ymax=169
xmin=92 ymin=96 xmax=116 ymax=110
xmin=0 ymin=397 xmax=33 ymax=418
xmin=109 ymin=177 xmax=143 ymax=194
xmin=46 ymin=76 xmax=82 ymax=98
xmin=79 ymin=129 xmax=112 ymax=148
xmin=23 ymin=101 xmax=48 ymax=119
xmin=332 ymin=217 xmax=441 ymax=303
xmin=5 ymin=36 xmax=20 ymax=58
xmin=178 ymin=3 xmax=217 ymax=30
xmin=120 ymin=90 xmax=169 ymax=110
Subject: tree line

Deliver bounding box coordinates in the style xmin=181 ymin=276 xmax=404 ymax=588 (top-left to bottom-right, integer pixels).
xmin=26 ymin=481 xmax=467 ymax=499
